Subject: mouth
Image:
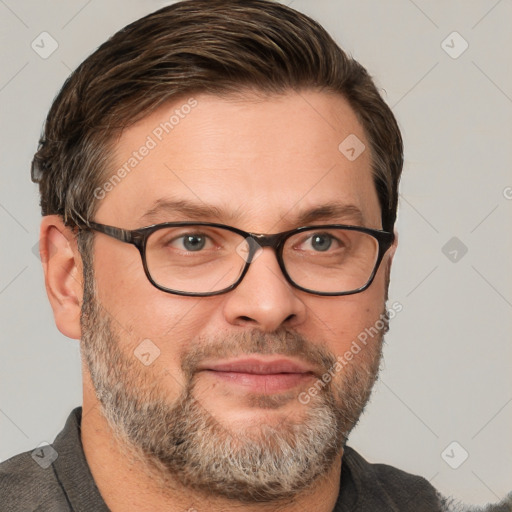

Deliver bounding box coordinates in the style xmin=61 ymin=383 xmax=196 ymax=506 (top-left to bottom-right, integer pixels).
xmin=197 ymin=357 xmax=318 ymax=394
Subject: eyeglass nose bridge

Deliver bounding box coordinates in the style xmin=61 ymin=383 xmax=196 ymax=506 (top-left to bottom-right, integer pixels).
xmin=242 ymin=232 xmax=287 ymax=264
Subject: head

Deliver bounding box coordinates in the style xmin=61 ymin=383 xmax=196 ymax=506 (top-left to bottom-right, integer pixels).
xmin=35 ymin=0 xmax=402 ymax=504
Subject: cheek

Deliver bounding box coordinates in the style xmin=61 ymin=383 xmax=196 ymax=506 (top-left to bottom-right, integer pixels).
xmin=93 ymin=245 xmax=221 ymax=361
xmin=93 ymin=240 xmax=146 ymax=314
xmin=306 ymin=284 xmax=387 ymax=359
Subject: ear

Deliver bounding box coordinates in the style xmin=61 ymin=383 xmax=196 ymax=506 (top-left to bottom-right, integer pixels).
xmin=39 ymin=215 xmax=84 ymax=340
xmin=383 ymin=229 xmax=399 ymax=291
xmin=388 ymin=228 xmax=399 ymax=264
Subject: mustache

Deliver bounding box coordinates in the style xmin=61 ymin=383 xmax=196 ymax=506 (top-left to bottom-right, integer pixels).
xmin=180 ymin=328 xmax=337 ymax=380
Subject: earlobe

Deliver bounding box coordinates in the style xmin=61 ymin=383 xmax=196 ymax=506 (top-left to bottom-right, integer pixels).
xmin=40 ymin=215 xmax=84 ymax=340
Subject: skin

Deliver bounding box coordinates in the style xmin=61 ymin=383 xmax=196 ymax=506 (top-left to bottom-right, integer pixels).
xmin=40 ymin=90 xmax=398 ymax=512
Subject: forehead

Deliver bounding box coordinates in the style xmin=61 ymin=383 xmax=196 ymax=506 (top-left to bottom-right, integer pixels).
xmin=95 ymin=90 xmax=381 ymax=231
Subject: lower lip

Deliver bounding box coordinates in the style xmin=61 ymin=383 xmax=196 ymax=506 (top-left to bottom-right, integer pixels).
xmin=202 ymin=370 xmax=314 ymax=393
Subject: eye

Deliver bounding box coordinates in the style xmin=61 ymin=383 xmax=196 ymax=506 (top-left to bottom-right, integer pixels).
xmin=298 ymin=231 xmax=346 ymax=253
xmin=169 ymin=233 xmax=212 ymax=252
xmin=307 ymin=233 xmax=334 ymax=252
xmin=149 ymin=226 xmax=234 ymax=256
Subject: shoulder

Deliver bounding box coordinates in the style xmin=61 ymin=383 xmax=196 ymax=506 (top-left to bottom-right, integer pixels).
xmin=343 ymin=445 xmax=444 ymax=511
xmin=0 ymin=448 xmax=70 ymax=511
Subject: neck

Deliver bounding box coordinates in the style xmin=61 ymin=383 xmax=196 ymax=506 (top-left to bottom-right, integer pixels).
xmin=80 ymin=393 xmax=343 ymax=512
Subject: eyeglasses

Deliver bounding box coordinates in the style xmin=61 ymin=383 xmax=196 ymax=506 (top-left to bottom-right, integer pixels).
xmin=80 ymin=221 xmax=394 ymax=297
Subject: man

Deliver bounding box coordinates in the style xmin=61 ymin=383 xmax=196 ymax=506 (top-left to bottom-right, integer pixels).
xmin=1 ymin=1 xmax=507 ymax=510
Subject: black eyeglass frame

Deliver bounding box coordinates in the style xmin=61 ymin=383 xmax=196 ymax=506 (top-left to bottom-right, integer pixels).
xmin=80 ymin=220 xmax=395 ymax=297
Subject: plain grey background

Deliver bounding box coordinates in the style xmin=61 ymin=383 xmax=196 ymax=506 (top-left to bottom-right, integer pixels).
xmin=1 ymin=0 xmax=511 ymax=507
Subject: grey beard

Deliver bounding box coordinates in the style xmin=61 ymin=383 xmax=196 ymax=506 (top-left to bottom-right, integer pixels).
xmin=79 ymin=265 xmax=385 ymax=502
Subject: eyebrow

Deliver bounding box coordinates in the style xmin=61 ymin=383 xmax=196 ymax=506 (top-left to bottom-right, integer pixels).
xmin=138 ymin=198 xmax=365 ymax=227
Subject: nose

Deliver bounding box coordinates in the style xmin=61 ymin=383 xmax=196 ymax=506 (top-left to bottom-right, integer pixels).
xmin=221 ymin=247 xmax=307 ymax=331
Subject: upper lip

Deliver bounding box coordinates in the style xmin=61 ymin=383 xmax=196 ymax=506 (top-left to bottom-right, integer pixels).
xmin=198 ymin=357 xmax=316 ymax=375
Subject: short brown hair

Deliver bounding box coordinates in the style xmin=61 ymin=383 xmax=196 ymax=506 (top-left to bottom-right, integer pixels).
xmin=32 ymin=0 xmax=403 ymax=232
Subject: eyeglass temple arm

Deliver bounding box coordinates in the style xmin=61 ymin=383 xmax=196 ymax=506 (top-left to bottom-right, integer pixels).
xmin=85 ymin=221 xmax=138 ymax=244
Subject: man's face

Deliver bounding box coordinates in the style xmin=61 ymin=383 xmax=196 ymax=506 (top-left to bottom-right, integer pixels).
xmin=80 ymin=90 xmax=395 ymax=501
